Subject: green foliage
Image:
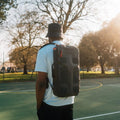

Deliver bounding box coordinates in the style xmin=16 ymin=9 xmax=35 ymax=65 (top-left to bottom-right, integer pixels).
xmin=0 ymin=0 xmax=17 ymax=23
xmin=106 ymin=14 xmax=120 ymax=74
xmin=79 ymin=33 xmax=98 ymax=71
xmin=79 ymin=20 xmax=119 ymax=74
xmin=91 ymin=29 xmax=114 ymax=74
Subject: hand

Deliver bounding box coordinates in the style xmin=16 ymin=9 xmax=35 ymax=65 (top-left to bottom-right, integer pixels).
xmin=37 ymin=104 xmax=40 ymax=111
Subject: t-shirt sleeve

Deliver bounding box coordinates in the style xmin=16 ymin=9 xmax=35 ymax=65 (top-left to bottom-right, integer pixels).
xmin=34 ymin=50 xmax=48 ymax=73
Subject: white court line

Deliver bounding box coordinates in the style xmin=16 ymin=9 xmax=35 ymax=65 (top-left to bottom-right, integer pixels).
xmin=74 ymin=111 xmax=120 ymax=120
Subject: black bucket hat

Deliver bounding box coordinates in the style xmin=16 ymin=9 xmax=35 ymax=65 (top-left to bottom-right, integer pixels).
xmin=46 ymin=23 xmax=63 ymax=39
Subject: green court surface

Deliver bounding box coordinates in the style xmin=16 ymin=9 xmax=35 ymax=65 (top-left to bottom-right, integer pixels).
xmin=0 ymin=78 xmax=120 ymax=120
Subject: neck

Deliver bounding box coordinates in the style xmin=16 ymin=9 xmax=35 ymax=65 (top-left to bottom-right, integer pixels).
xmin=49 ymin=38 xmax=61 ymax=43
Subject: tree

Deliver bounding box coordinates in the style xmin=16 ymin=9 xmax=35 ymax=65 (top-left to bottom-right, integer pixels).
xmin=0 ymin=0 xmax=17 ymax=24
xmin=79 ymin=27 xmax=113 ymax=74
xmin=92 ymin=28 xmax=113 ymax=74
xmin=79 ymin=33 xmax=97 ymax=71
xmin=34 ymin=0 xmax=99 ymax=33
xmin=105 ymin=14 xmax=120 ymax=74
xmin=9 ymin=46 xmax=38 ymax=73
xmin=8 ymin=10 xmax=47 ymax=74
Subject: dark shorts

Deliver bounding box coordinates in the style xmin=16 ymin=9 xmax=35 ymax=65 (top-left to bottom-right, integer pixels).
xmin=37 ymin=102 xmax=73 ymax=120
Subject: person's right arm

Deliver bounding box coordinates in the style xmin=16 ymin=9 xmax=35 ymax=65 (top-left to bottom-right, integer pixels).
xmin=36 ymin=72 xmax=47 ymax=110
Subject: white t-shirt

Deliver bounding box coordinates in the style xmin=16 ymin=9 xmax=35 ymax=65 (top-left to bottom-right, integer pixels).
xmin=35 ymin=40 xmax=75 ymax=106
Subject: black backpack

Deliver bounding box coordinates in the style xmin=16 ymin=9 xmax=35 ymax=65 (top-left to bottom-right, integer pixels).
xmin=41 ymin=43 xmax=80 ymax=97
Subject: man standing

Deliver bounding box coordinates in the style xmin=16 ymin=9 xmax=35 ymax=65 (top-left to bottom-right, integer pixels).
xmin=35 ymin=23 xmax=75 ymax=120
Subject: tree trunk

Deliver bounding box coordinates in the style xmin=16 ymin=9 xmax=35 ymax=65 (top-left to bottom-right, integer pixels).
xmin=99 ymin=58 xmax=105 ymax=74
xmin=100 ymin=64 xmax=105 ymax=74
xmin=23 ymin=64 xmax=28 ymax=74
xmin=115 ymin=66 xmax=119 ymax=75
xmin=115 ymin=57 xmax=119 ymax=75
xmin=87 ymin=67 xmax=89 ymax=72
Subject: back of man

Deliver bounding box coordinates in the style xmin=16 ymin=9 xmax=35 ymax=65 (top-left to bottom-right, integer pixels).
xmin=35 ymin=23 xmax=76 ymax=120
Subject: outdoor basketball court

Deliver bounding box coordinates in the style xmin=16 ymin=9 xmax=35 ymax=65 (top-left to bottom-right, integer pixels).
xmin=0 ymin=77 xmax=120 ymax=120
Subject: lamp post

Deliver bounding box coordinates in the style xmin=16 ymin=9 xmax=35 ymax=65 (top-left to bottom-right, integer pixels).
xmin=3 ymin=52 xmax=5 ymax=80
xmin=114 ymin=54 xmax=119 ymax=75
xmin=98 ymin=55 xmax=101 ymax=73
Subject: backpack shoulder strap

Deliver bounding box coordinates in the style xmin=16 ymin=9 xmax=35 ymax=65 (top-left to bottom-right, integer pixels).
xmin=40 ymin=43 xmax=56 ymax=50
xmin=39 ymin=42 xmax=56 ymax=89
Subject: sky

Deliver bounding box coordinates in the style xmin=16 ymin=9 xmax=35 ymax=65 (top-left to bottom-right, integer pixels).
xmin=0 ymin=0 xmax=120 ymax=64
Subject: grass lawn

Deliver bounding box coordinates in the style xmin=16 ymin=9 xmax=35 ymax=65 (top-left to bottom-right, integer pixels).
xmin=80 ymin=71 xmax=120 ymax=79
xmin=0 ymin=72 xmax=37 ymax=82
xmin=0 ymin=71 xmax=120 ymax=82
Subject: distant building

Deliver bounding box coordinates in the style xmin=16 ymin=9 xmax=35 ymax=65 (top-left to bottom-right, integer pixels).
xmin=0 ymin=61 xmax=17 ymax=73
xmin=91 ymin=65 xmax=101 ymax=72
